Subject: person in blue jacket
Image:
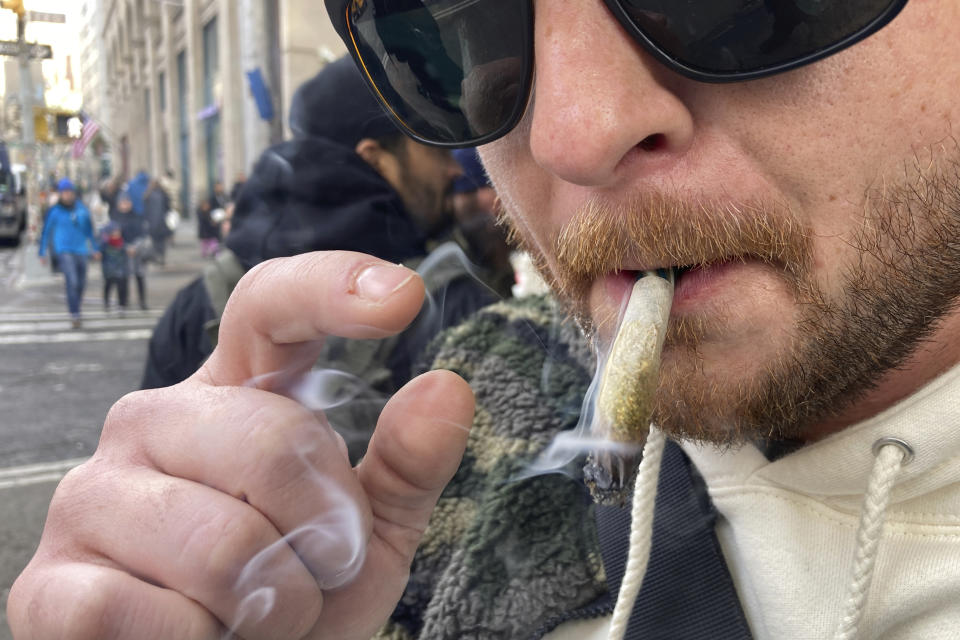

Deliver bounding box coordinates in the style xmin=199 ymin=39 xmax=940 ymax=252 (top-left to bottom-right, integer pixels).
xmin=38 ymin=178 xmax=100 ymax=328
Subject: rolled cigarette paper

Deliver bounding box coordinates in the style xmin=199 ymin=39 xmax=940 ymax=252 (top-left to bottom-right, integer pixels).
xmin=595 ymin=271 xmax=674 ymax=443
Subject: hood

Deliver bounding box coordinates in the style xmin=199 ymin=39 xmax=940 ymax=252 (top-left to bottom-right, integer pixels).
xmin=677 ymin=362 xmax=960 ymax=639
xmin=126 ymin=172 xmax=150 ymax=215
xmin=225 ymin=137 xmax=429 ymax=271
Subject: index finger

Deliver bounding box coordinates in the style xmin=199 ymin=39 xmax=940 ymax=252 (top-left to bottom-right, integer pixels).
xmin=198 ymin=251 xmax=424 ymax=388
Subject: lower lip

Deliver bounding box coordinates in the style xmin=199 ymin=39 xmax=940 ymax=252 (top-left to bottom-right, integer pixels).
xmin=602 ymin=260 xmax=746 ymax=315
xmin=672 ymin=261 xmax=742 ymax=310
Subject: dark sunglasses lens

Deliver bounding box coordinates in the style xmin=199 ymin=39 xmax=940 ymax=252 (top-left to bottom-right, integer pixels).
xmin=347 ymin=0 xmax=531 ymax=145
xmin=619 ymin=0 xmax=900 ymax=74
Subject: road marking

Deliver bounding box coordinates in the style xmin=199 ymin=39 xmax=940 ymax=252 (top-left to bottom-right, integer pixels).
xmin=0 ymin=318 xmax=159 ymax=333
xmin=0 ymin=329 xmax=153 ymax=345
xmin=0 ymin=310 xmax=162 ymax=321
xmin=0 ymin=457 xmax=88 ymax=491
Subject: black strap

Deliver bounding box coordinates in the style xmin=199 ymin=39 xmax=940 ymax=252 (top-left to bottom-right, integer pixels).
xmin=595 ymin=441 xmax=753 ymax=640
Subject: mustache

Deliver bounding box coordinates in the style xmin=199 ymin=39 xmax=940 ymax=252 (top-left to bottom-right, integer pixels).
xmin=548 ymin=192 xmax=814 ymax=299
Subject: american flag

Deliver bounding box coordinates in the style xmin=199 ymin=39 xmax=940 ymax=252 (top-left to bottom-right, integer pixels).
xmin=72 ymin=114 xmax=100 ymax=159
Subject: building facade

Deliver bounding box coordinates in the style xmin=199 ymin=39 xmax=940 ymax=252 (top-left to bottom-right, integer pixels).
xmin=79 ymin=0 xmax=106 ymax=127
xmin=90 ymin=0 xmax=346 ymax=212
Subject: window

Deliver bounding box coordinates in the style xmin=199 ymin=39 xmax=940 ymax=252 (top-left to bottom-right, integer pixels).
xmin=202 ymin=17 xmax=222 ymax=190
xmin=158 ymin=72 xmax=166 ymax=113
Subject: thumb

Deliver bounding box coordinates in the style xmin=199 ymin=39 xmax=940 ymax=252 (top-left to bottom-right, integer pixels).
xmin=357 ymin=369 xmax=474 ymax=559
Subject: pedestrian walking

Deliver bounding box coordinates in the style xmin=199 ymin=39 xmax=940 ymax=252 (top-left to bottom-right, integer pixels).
xmin=37 ymin=178 xmax=100 ymax=328
xmin=196 ymin=182 xmax=226 ymax=258
xmin=143 ymin=178 xmax=173 ymax=266
xmin=115 ymin=192 xmax=151 ymax=310
xmin=98 ymin=220 xmax=128 ymax=314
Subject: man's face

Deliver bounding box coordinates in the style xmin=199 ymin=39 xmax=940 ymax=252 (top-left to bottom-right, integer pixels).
xmin=59 ymin=190 xmax=75 ymax=207
xmin=481 ymin=1 xmax=960 ymax=444
xmin=395 ymin=140 xmax=462 ymax=235
xmin=118 ymin=199 xmax=132 ymax=214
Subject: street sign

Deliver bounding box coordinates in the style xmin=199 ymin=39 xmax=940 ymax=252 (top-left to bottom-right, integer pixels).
xmin=0 ymin=40 xmax=52 ymax=59
xmin=27 ymin=11 xmax=65 ymax=24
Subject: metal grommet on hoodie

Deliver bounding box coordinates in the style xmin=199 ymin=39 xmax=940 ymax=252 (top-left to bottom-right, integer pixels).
xmin=872 ymin=437 xmax=915 ymax=465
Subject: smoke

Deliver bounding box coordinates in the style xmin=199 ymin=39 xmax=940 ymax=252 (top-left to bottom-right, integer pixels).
xmin=512 ymin=290 xmax=643 ymax=483
xmin=287 ymin=369 xmax=380 ymax=412
xmin=223 ymin=470 xmax=367 ymax=638
xmin=405 ymin=240 xmax=508 ymax=354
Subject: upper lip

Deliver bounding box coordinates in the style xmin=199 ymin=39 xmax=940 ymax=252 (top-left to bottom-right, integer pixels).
xmin=617 ymin=255 xmax=757 ymax=274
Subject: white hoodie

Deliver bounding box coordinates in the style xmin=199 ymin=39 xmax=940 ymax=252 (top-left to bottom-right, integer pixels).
xmin=549 ymin=363 xmax=960 ymax=640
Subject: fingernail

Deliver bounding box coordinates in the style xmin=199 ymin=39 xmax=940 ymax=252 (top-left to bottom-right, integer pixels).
xmin=355 ymin=264 xmax=415 ymax=302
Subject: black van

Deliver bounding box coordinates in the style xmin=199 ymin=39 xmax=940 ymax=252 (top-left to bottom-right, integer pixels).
xmin=0 ymin=162 xmax=26 ymax=246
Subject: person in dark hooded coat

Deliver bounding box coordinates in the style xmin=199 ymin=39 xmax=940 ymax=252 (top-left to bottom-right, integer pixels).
xmin=143 ymin=178 xmax=173 ymax=265
xmin=141 ymin=58 xmax=501 ymax=446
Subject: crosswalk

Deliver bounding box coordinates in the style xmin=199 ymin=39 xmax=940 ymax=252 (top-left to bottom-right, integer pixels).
xmin=0 ymin=308 xmax=164 ymax=345
xmin=0 ymin=243 xmax=22 ymax=288
xmin=0 ymin=457 xmax=89 ymax=491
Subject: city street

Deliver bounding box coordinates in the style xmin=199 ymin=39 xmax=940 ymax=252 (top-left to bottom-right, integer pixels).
xmin=0 ymin=223 xmax=205 ymax=639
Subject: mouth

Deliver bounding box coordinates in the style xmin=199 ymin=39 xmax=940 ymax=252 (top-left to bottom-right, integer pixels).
xmin=612 ymin=264 xmax=694 ymax=288
xmin=601 ymin=257 xmax=757 ymax=316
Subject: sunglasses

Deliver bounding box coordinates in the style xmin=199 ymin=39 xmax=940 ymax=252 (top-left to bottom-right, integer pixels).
xmin=325 ymin=0 xmax=908 ymax=148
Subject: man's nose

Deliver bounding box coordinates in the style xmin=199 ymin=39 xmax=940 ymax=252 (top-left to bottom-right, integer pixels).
xmin=529 ymin=1 xmax=695 ymax=188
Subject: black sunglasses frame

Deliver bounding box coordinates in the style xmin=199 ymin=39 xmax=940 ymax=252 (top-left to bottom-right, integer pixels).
xmin=325 ymin=0 xmax=909 ymax=148
xmin=325 ymin=0 xmax=536 ymax=149
xmin=601 ymin=0 xmax=909 ymax=83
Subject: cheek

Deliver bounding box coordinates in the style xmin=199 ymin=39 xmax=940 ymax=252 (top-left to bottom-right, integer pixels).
xmin=710 ymin=8 xmax=960 ymax=294
xmin=728 ymin=4 xmax=960 ymax=211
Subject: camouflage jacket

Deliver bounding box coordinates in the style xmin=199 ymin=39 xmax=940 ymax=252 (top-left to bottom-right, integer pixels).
xmin=377 ymin=295 xmax=610 ymax=640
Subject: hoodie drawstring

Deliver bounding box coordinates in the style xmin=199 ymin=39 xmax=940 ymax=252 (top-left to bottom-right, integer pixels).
xmin=607 ymin=426 xmax=666 ymax=640
xmin=605 ymin=433 xmax=913 ymax=640
xmin=833 ymin=437 xmax=914 ymax=640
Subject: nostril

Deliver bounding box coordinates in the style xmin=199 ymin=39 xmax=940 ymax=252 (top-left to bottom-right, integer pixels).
xmin=638 ymin=134 xmax=666 ymax=152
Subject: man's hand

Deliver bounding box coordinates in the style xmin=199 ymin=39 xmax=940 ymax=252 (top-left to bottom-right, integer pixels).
xmin=7 ymin=251 xmax=475 ymax=640
xmin=92 ymin=251 xmax=102 ymax=262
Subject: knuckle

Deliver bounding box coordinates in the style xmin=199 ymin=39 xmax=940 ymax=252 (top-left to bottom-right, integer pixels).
xmin=10 ymin=568 xmax=122 ymax=640
xmin=57 ymin=573 xmax=127 ymax=640
xmin=6 ymin=567 xmax=40 ymax=636
xmin=44 ymin=461 xmax=101 ymax=526
xmin=100 ymin=389 xmax=156 ymax=442
xmin=295 ymin=251 xmax=345 ymax=287
xmin=232 ymin=256 xmax=289 ymax=302
xmin=237 ymin=403 xmax=320 ymax=493
xmin=184 ymin=508 xmax=268 ymax=591
xmin=183 ymin=507 xmax=326 ymax=638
